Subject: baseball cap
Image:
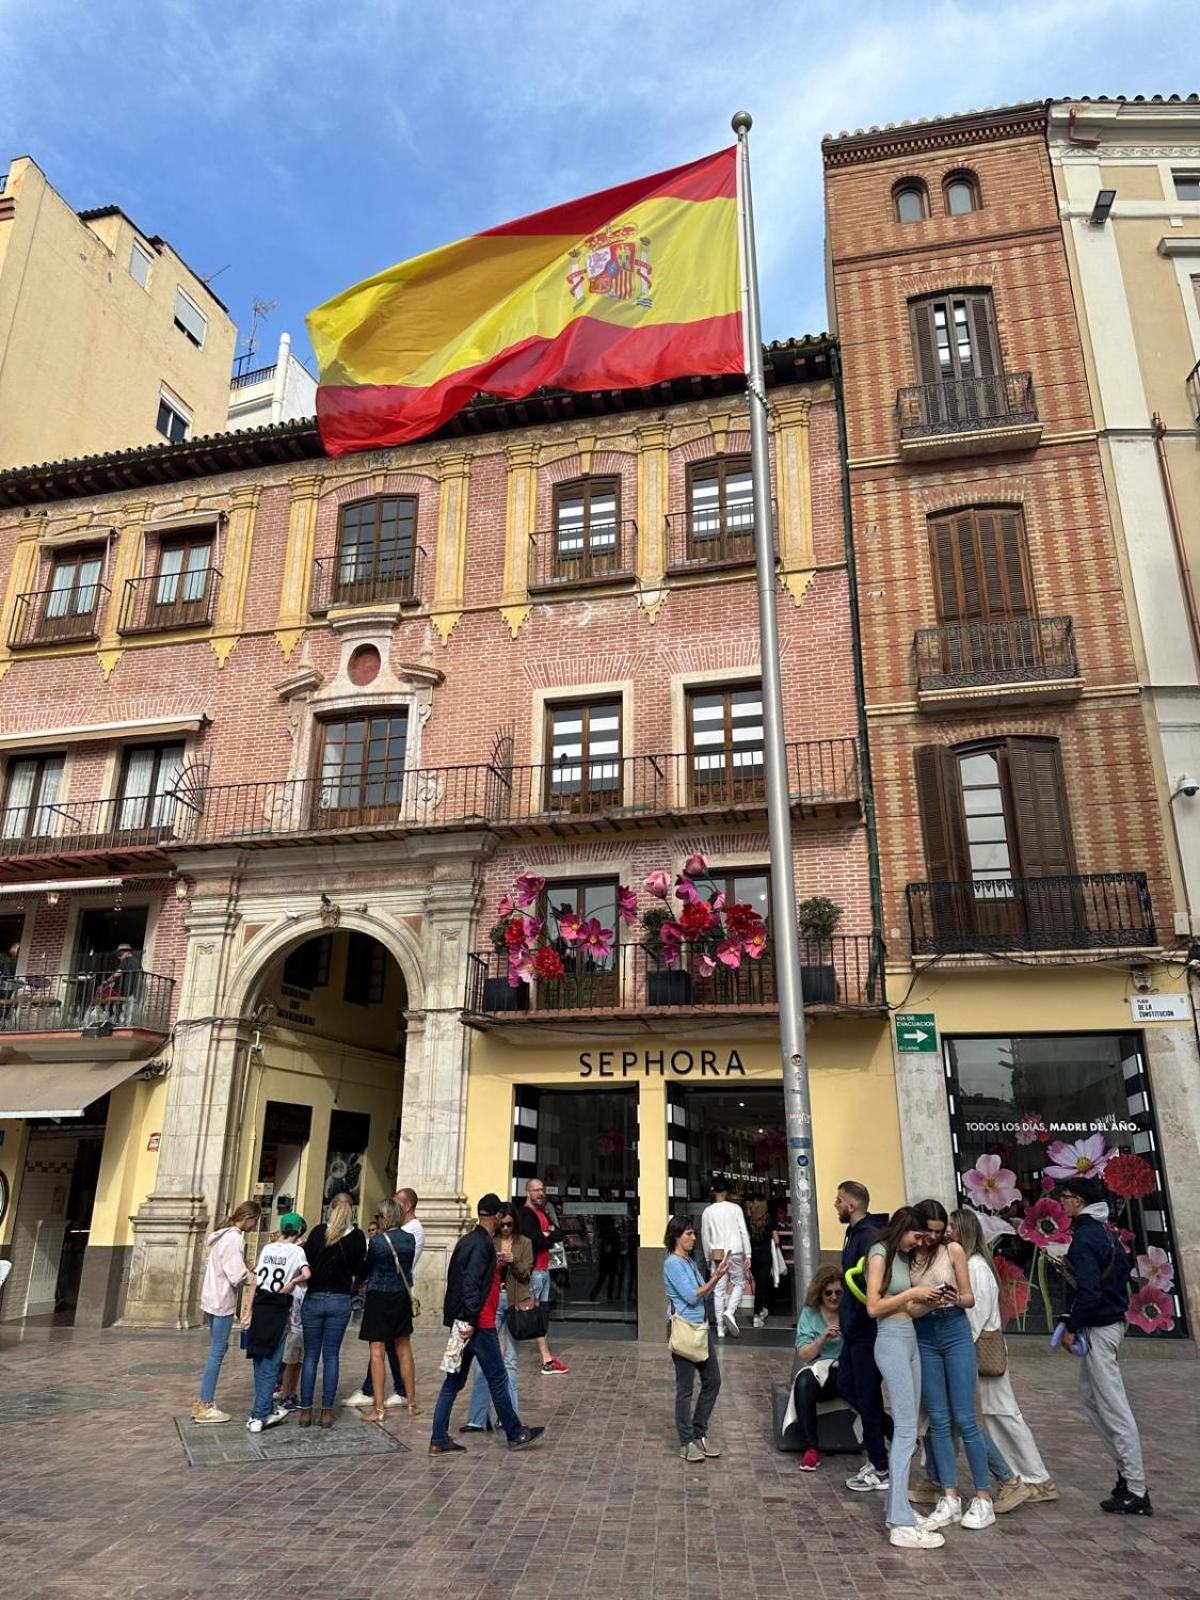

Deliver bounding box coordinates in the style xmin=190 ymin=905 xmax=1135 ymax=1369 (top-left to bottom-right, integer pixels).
xmin=278 ymin=1211 xmax=306 ymax=1236
xmin=477 ymin=1193 xmax=503 ymax=1217
xmin=1058 ymin=1177 xmax=1105 ymax=1205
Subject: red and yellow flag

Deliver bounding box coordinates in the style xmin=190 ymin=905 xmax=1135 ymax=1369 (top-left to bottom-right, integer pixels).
xmin=307 ymin=148 xmax=742 ymax=455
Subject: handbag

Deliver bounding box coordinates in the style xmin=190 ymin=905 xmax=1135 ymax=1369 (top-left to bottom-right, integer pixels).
xmin=507 ymin=1298 xmax=549 ymax=1342
xmin=975 ymin=1328 xmax=1007 ymax=1377
xmin=380 ymin=1228 xmax=421 ymax=1320
xmin=669 ymin=1314 xmax=710 ymax=1363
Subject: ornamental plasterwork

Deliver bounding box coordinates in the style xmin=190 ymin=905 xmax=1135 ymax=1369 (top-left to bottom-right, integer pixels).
xmin=1053 ymin=145 xmax=1200 ymax=162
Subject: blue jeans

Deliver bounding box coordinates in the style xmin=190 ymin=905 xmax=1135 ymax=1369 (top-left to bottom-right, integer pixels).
xmin=467 ymin=1291 xmax=518 ymax=1426
xmin=874 ymin=1316 xmax=921 ymax=1528
xmin=199 ymin=1312 xmax=233 ymax=1405
xmin=300 ymin=1291 xmax=353 ymax=1409
xmin=360 ymin=1337 xmax=405 ymax=1399
xmin=251 ymin=1327 xmax=288 ymax=1421
xmin=916 ymin=1308 xmax=991 ymax=1494
xmin=530 ymin=1268 xmax=552 ymax=1307
xmin=431 ymin=1326 xmax=522 ymax=1445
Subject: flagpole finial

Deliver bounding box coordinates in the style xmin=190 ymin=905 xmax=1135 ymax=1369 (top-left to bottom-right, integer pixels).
xmin=731 ymin=110 xmax=753 ymax=136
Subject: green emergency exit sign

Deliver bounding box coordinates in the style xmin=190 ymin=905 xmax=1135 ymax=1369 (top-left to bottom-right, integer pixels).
xmin=895 ymin=1013 xmax=937 ymax=1053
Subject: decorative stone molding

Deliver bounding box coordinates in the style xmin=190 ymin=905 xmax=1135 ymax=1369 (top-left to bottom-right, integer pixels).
xmin=273 ymin=473 xmax=324 ymax=658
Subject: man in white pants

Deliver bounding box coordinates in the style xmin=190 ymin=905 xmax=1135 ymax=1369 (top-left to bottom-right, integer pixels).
xmin=700 ymin=1182 xmax=752 ymax=1337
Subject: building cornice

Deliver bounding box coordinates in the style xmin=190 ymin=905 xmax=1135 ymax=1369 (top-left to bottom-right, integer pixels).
xmin=822 ymin=102 xmax=1046 ymax=168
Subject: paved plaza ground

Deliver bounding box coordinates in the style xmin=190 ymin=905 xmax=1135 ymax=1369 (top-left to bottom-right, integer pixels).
xmin=0 ymin=1322 xmax=1195 ymax=1600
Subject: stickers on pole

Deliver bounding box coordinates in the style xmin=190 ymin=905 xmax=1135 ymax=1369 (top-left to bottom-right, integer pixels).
xmin=895 ymin=1012 xmax=938 ymax=1053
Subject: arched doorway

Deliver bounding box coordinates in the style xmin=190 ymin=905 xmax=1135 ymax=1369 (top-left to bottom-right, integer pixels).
xmin=235 ymin=926 xmax=408 ymax=1245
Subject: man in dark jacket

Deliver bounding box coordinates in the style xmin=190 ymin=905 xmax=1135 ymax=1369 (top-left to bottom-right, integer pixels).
xmin=429 ymin=1193 xmax=545 ymax=1454
xmin=833 ymin=1180 xmax=892 ymax=1492
xmin=1059 ymin=1177 xmax=1150 ymax=1515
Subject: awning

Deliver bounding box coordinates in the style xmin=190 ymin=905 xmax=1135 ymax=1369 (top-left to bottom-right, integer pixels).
xmin=0 ymin=712 xmax=208 ymax=753
xmin=0 ymin=1059 xmax=145 ymax=1119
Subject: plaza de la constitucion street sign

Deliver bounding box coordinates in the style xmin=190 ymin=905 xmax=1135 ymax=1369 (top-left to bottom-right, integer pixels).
xmin=895 ymin=1012 xmax=938 ymax=1053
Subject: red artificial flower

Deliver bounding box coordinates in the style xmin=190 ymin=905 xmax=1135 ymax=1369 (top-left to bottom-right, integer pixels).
xmin=503 ymin=917 xmax=527 ymax=949
xmin=1017 ymin=1196 xmax=1072 ymax=1249
xmin=993 ymin=1256 xmax=1032 ymax=1325
xmin=725 ymin=902 xmax=763 ymax=936
xmin=533 ymin=946 xmax=565 ymax=979
xmin=1103 ymin=1153 xmax=1156 ymax=1201
xmin=679 ymin=901 xmax=715 ymax=938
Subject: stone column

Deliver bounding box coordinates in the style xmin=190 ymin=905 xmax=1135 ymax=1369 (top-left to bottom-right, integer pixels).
xmin=1141 ymin=1024 xmax=1200 ymax=1338
xmin=121 ymin=854 xmax=248 ymax=1327
xmin=892 ymin=1044 xmax=956 ymax=1206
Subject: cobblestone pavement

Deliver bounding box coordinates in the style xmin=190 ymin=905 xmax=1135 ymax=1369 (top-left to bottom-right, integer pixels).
xmin=0 ymin=1323 xmax=1195 ymax=1600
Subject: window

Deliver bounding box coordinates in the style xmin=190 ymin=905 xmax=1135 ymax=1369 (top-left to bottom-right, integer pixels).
xmin=156 ymin=391 xmax=190 ymax=442
xmin=687 ymin=684 xmax=765 ymax=805
xmin=708 ymin=868 xmax=771 ymax=924
xmin=173 ymin=287 xmax=208 ymax=348
xmin=541 ymin=878 xmax=620 ymax=1006
xmin=316 ymin=713 xmax=408 ymax=826
xmin=928 ymin=507 xmax=1032 ymax=622
xmin=910 ymin=292 xmax=999 ymax=385
xmin=1172 ymin=171 xmax=1200 ymax=201
xmin=686 ymin=457 xmax=754 ymax=561
xmin=2 ymin=753 xmax=65 ymax=841
xmin=129 ymin=238 xmax=153 ymax=288
xmin=553 ymin=478 xmax=620 ymax=579
xmin=283 ymin=934 xmax=332 ymax=991
xmin=117 ymin=742 xmax=186 ymax=833
xmin=344 ymin=931 xmax=387 ymax=1006
xmin=943 ymin=172 xmax=980 ymax=215
xmin=544 ymin=698 xmax=621 ymax=813
xmin=149 ymin=533 xmax=213 ymax=618
xmin=894 ymin=181 xmax=929 ymax=223
xmin=915 ymin=738 xmax=1075 ymax=885
xmin=42 ymin=549 xmax=104 ymax=638
xmin=335 ymin=496 xmax=416 ymax=601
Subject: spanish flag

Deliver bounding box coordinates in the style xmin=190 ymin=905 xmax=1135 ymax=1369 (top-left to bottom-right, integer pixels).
xmin=307 ymin=148 xmax=742 ymax=455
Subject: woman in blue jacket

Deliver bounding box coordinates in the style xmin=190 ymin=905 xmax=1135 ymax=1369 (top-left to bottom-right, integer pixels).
xmin=663 ymin=1216 xmax=728 ymax=1462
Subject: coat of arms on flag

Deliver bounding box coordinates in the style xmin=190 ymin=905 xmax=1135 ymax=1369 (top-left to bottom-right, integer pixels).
xmin=566 ymin=224 xmax=653 ymax=310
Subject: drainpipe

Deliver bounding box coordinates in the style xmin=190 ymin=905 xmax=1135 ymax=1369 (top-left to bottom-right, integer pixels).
xmin=830 ymin=342 xmax=885 ymax=953
xmin=1151 ymin=412 xmax=1200 ymax=672
xmin=270 ymin=333 xmax=291 ymax=425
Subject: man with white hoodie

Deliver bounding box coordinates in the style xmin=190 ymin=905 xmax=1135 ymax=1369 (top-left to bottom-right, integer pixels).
xmin=700 ymin=1182 xmax=752 ymax=1337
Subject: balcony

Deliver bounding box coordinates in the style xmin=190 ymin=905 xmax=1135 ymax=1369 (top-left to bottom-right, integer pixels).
xmin=179 ymin=738 xmax=862 ymax=850
xmin=0 ymin=969 xmax=174 ymax=1059
xmin=664 ymin=502 xmax=776 ymax=575
xmin=463 ymin=935 xmax=887 ymax=1035
xmin=118 ymin=568 xmax=221 ymax=634
xmin=528 ymin=520 xmax=636 ymax=593
xmin=8 ymin=584 xmax=109 ymax=649
xmin=0 ymin=793 xmax=191 ymax=880
xmin=309 ymin=550 xmax=425 ymax=615
xmin=906 ymin=873 xmax=1156 ymax=956
xmin=896 ymin=371 xmax=1042 ymax=460
xmin=1188 ymin=359 xmax=1200 ymax=425
xmin=914 ymin=616 xmax=1081 ymax=711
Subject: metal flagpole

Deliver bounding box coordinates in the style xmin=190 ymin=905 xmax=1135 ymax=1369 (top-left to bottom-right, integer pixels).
xmin=732 ymin=111 xmax=819 ymax=1310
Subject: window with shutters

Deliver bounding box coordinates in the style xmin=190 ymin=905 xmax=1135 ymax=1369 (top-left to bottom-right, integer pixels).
xmin=943 ymin=171 xmax=981 ymax=215
xmin=173 ymin=287 xmax=208 ymax=348
xmin=687 ymin=684 xmax=766 ymax=806
xmin=552 ymin=478 xmax=621 ymax=581
xmin=686 ymin=457 xmax=754 ymax=563
xmin=928 ymin=507 xmax=1032 ymax=622
xmin=37 ymin=548 xmax=106 ymax=642
xmin=910 ymin=293 xmax=998 ymax=385
xmin=893 ymin=180 xmax=929 ymax=223
xmin=900 ymin=291 xmax=1039 ymax=443
xmin=544 ymin=698 xmax=622 ymax=813
xmin=151 ymin=534 xmax=214 ymax=621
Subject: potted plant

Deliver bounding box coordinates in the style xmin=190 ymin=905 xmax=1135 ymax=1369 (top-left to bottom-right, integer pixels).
xmin=483 ymin=918 xmax=529 ymax=1012
xmin=642 ymin=904 xmax=692 ymax=1006
xmin=796 ymin=895 xmax=841 ymax=1004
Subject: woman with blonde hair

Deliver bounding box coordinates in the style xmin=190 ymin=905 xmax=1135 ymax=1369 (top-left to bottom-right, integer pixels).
xmin=298 ymin=1191 xmax=368 ymax=1427
xmin=359 ymin=1197 xmax=418 ymax=1424
xmin=193 ymin=1200 xmax=260 ymax=1425
xmin=788 ymin=1263 xmax=845 ymax=1471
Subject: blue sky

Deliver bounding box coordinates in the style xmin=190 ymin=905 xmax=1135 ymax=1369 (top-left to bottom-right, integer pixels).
xmin=1 ymin=0 xmax=1192 ymax=371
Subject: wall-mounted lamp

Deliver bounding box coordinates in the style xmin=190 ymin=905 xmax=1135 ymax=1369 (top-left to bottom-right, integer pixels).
xmin=1090 ymin=189 xmax=1117 ymax=226
xmin=45 ymin=890 xmax=59 ymax=906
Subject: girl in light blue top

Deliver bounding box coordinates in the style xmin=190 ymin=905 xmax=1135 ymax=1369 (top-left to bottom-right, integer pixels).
xmin=663 ymin=1216 xmax=728 ymax=1462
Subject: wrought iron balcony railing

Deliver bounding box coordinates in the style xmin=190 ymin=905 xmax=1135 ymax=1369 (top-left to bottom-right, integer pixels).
xmin=0 ymin=969 xmax=174 ymax=1035
xmin=664 ymin=500 xmax=776 ymax=572
xmin=8 ymin=584 xmax=110 ymax=648
xmin=309 ymin=549 xmax=425 ymax=614
xmin=528 ymin=519 xmax=636 ymax=590
xmin=118 ymin=568 xmax=221 ymax=634
xmin=1188 ymin=359 xmax=1200 ymax=425
xmin=915 ymin=616 xmax=1079 ymax=692
xmin=906 ymin=873 xmax=1155 ymax=955
xmin=0 ymin=792 xmax=191 ymax=864
xmin=175 ymin=738 xmax=861 ymax=847
xmin=464 ymin=934 xmax=886 ymax=1020
xmin=897 ymin=371 xmax=1038 ymax=440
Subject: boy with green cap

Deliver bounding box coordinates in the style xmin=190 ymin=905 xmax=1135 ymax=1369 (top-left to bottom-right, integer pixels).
xmin=242 ymin=1212 xmax=309 ymax=1433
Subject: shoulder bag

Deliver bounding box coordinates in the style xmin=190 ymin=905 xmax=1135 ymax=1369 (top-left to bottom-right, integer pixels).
xmin=380 ymin=1229 xmax=422 ymax=1320
xmin=669 ymin=1314 xmax=710 ymax=1363
xmin=975 ymin=1328 xmax=1007 ymax=1377
xmin=507 ymin=1298 xmax=550 ymax=1341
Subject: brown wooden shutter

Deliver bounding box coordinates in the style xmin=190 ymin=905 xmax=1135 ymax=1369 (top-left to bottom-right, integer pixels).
xmin=994 ymin=509 xmax=1030 ymax=616
xmin=930 ymin=508 xmax=1030 ymax=622
xmin=909 ymin=300 xmax=941 ymax=385
xmin=1005 ymin=738 xmax=1076 ymax=877
xmin=914 ymin=745 xmax=969 ymax=879
xmin=966 ymin=294 xmax=998 ymax=377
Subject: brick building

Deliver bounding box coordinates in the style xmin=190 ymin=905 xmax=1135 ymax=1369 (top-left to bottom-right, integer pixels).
xmin=0 ymin=340 xmax=896 ymax=1337
xmin=825 ymin=102 xmax=1196 ymax=1337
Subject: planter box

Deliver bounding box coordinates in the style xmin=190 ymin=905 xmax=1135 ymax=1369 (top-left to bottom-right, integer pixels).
xmin=647 ymin=968 xmax=692 ymax=1007
xmin=483 ymin=976 xmax=528 ymax=1012
xmin=799 ymin=964 xmax=838 ymax=1005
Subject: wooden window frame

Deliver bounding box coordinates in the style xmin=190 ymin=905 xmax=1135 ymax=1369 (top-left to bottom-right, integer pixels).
xmin=543 ymin=697 xmax=623 ymax=814
xmin=685 ymin=682 xmax=766 ymax=807
xmin=283 ymin=934 xmax=332 ymax=991
xmin=685 ymin=456 xmax=754 ymax=564
xmin=927 ymin=505 xmax=1035 ymax=623
xmin=334 ymin=495 xmax=418 ymax=603
xmin=552 ymin=476 xmax=622 ymax=581
xmin=314 ymin=711 xmax=409 ymax=829
xmin=147 ymin=532 xmax=215 ymax=626
xmin=538 ymin=875 xmax=621 ymax=1007
xmin=893 ymin=180 xmax=930 ymax=223
xmin=943 ymin=170 xmax=981 ymax=215
xmin=909 ymin=291 xmax=1000 ymax=386
xmin=1 ymin=752 xmax=65 ymax=841
xmin=116 ymin=741 xmax=186 ymax=834
xmin=41 ymin=548 xmax=104 ymax=640
xmin=344 ymin=930 xmax=387 ymax=1006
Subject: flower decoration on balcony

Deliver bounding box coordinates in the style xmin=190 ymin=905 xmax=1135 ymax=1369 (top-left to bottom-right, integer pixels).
xmin=1126 ymin=1284 xmax=1175 ymax=1336
xmin=639 ymin=852 xmax=766 ymax=972
xmin=490 ymin=873 xmax=630 ymax=989
xmin=1102 ymin=1152 xmax=1156 ymax=1201
xmin=961 ymin=1154 xmax=1021 ymax=1213
xmin=1042 ymin=1134 xmax=1114 ymax=1181
xmin=1016 ymin=1196 xmax=1073 ymax=1249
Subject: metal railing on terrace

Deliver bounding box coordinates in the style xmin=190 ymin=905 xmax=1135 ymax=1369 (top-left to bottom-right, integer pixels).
xmin=0 ymin=969 xmax=174 ymax=1035
xmin=309 ymin=550 xmax=425 ymax=613
xmin=230 ymin=364 xmax=277 ymax=390
xmin=897 ymin=371 xmax=1038 ymax=440
xmin=0 ymin=793 xmax=192 ymax=863
xmin=906 ymin=873 xmax=1156 ymax=955
xmin=528 ymin=519 xmax=636 ymax=590
xmin=8 ymin=584 xmax=109 ymax=648
xmin=664 ymin=500 xmax=777 ymax=573
xmin=914 ymin=616 xmax=1078 ymax=692
xmin=464 ymin=934 xmax=886 ymax=1020
xmin=119 ymin=568 xmax=222 ymax=634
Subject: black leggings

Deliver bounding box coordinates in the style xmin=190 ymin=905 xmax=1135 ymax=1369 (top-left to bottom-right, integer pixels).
xmin=751 ymin=1239 xmax=773 ymax=1314
xmin=792 ymin=1365 xmax=840 ymax=1451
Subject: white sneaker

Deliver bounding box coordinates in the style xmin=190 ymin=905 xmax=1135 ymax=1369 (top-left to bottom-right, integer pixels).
xmin=716 ymin=1325 xmax=726 ymax=1338
xmin=385 ymin=1393 xmax=407 ymax=1409
xmin=342 ymin=1390 xmax=371 ymax=1407
xmin=927 ymin=1495 xmax=964 ymax=1529
xmin=263 ymin=1406 xmax=289 ymax=1429
xmin=722 ymin=1310 xmax=740 ymax=1337
xmin=246 ymin=1417 xmax=264 ymax=1434
xmin=961 ymin=1496 xmax=996 ymax=1531
xmin=846 ymin=1464 xmax=889 ymax=1492
xmin=192 ymin=1404 xmax=230 ymax=1424
xmin=752 ymin=1312 xmax=768 ymax=1329
xmin=889 ymin=1525 xmax=945 ymax=1550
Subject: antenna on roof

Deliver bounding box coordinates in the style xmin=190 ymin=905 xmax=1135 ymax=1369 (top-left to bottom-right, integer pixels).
xmin=234 ymin=297 xmax=278 ymax=374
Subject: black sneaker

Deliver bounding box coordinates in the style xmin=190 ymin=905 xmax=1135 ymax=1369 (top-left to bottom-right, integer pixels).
xmin=428 ymin=1439 xmax=467 ymax=1455
xmin=507 ymin=1426 xmax=546 ymax=1451
xmin=1111 ymin=1473 xmax=1127 ymax=1499
xmin=1101 ymin=1486 xmax=1152 ymax=1516
xmin=459 ymin=1423 xmax=489 ymax=1433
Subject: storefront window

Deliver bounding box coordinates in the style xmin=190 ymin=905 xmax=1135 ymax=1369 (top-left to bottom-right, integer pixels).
xmin=945 ymin=1034 xmax=1184 ymax=1337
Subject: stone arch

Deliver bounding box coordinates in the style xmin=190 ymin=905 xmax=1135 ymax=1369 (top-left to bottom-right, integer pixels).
xmin=226 ymin=907 xmax=426 ymax=1021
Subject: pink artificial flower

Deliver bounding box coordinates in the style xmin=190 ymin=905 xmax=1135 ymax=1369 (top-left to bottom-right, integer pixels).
xmin=695 ymin=952 xmax=716 ymax=978
xmin=716 ymin=936 xmax=742 ymax=969
xmin=643 ymin=870 xmax=671 ymax=900
xmin=522 ymin=915 xmax=543 ymax=944
xmin=1135 ymin=1246 xmax=1174 ymax=1292
xmin=1111 ymin=1226 xmax=1136 ymax=1250
xmin=961 ymin=1154 xmax=1021 ymax=1213
xmin=1126 ymin=1284 xmax=1175 ymax=1336
xmin=1041 ymin=1175 xmax=1057 ymax=1193
xmin=507 ymin=950 xmax=534 ymax=987
xmin=675 ymin=874 xmax=700 ymax=906
xmin=496 ymin=893 xmax=514 ymax=919
xmin=968 ymin=1207 xmax=1016 ymax=1243
xmin=659 ymin=923 xmax=684 ymax=968
xmin=742 ymin=925 xmax=767 ymax=960
xmin=1017 ymin=1196 xmax=1072 ymax=1249
xmin=683 ymin=851 xmax=709 ymax=877
xmin=1015 ymin=1113 xmax=1049 ymax=1146
xmin=577 ymin=918 xmax=614 ymax=960
xmin=514 ymin=873 xmax=546 ymax=908
xmin=1043 ymin=1134 xmax=1113 ymax=1182
xmin=556 ymin=910 xmax=583 ymax=944
xmin=710 ymin=891 xmax=726 ymax=913
xmin=616 ymin=885 xmax=638 ymax=926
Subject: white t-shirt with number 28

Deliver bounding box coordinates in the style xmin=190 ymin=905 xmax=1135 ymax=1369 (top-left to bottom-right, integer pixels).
xmin=254 ymin=1240 xmax=307 ymax=1296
